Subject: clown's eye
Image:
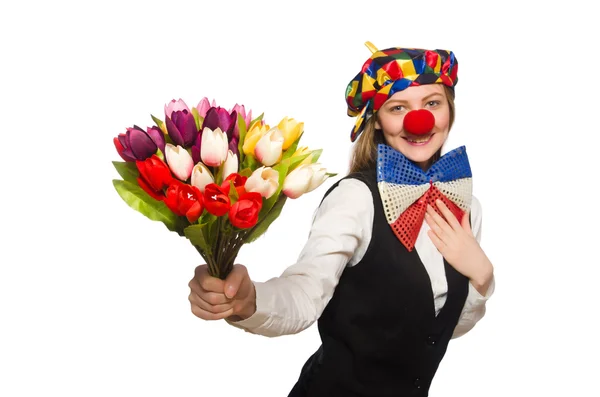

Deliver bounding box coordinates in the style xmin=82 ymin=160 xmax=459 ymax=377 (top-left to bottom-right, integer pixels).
xmin=390 ymin=105 xmax=405 ymax=112
xmin=425 ymin=100 xmax=441 ymax=107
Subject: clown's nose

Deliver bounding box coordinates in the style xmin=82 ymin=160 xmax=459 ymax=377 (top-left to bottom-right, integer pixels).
xmin=403 ymin=109 xmax=435 ymax=135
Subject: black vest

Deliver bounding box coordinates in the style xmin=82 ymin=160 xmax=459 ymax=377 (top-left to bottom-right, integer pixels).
xmin=288 ymin=169 xmax=470 ymax=397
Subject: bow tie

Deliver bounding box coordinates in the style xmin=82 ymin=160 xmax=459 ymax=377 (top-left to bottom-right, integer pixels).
xmin=376 ymin=144 xmax=472 ymax=252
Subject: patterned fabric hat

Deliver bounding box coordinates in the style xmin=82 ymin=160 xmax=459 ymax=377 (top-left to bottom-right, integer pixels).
xmin=345 ymin=41 xmax=459 ymax=142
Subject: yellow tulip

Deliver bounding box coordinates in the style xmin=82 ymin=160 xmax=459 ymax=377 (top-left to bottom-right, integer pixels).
xmin=291 ymin=146 xmax=313 ymax=165
xmin=277 ymin=116 xmax=304 ymax=150
xmin=243 ymin=122 xmax=270 ymax=156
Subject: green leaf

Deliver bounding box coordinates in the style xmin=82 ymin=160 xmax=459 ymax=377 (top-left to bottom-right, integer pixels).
xmin=184 ymin=224 xmax=213 ymax=256
xmin=112 ymin=161 xmax=139 ymax=183
xmin=238 ymin=167 xmax=253 ymax=178
xmin=154 ymin=147 xmax=164 ymax=161
xmin=308 ymin=149 xmax=322 ymax=163
xmin=112 ymin=179 xmax=186 ymax=235
xmin=227 ymin=180 xmax=239 ymax=203
xmin=287 ymin=153 xmax=311 ymax=172
xmin=151 ymin=114 xmax=165 ymax=130
xmin=192 ymin=107 xmax=201 ymax=131
xmin=242 ymin=154 xmax=259 ymax=171
xmin=237 ymin=112 xmax=248 ymax=165
xmin=246 ymin=195 xmax=287 ymax=243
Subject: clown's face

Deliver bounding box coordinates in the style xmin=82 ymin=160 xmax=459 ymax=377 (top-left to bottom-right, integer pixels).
xmin=375 ymin=84 xmax=450 ymax=170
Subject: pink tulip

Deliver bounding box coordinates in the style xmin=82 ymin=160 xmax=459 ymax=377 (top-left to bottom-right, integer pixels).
xmin=254 ymin=127 xmax=284 ymax=166
xmin=165 ymin=143 xmax=194 ymax=181
xmin=282 ymin=163 xmax=329 ymax=199
xmin=245 ymin=166 xmax=279 ymax=199
xmin=191 ymin=162 xmax=214 ymax=193
xmin=164 ymin=99 xmax=190 ymax=118
xmin=200 ymin=127 xmax=229 ymax=167
xmin=196 ymin=97 xmax=217 ymax=119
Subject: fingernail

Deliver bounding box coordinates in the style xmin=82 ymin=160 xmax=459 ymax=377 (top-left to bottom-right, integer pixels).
xmin=226 ymin=285 xmax=235 ymax=298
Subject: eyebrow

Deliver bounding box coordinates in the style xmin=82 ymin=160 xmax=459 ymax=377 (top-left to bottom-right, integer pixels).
xmin=386 ymin=92 xmax=445 ymax=104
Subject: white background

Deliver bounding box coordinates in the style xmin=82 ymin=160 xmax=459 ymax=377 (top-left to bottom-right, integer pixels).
xmin=1 ymin=0 xmax=599 ymax=396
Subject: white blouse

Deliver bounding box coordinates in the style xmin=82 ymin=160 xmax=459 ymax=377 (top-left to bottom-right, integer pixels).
xmin=227 ymin=178 xmax=495 ymax=339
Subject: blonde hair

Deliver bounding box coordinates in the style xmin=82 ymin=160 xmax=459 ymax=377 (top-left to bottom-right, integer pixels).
xmin=348 ymin=85 xmax=456 ymax=174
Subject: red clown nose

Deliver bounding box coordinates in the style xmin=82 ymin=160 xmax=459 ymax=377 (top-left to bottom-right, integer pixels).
xmin=403 ymin=109 xmax=435 ymax=135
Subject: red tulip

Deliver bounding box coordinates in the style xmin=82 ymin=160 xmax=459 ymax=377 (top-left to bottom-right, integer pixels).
xmin=221 ymin=173 xmax=247 ymax=197
xmin=164 ymin=180 xmax=204 ymax=223
xmin=228 ymin=192 xmax=262 ymax=229
xmin=203 ymin=183 xmax=231 ymax=216
xmin=135 ymin=155 xmax=173 ymax=200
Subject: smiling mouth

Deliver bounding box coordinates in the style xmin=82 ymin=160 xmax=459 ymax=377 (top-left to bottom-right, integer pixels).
xmin=403 ymin=134 xmax=434 ymax=145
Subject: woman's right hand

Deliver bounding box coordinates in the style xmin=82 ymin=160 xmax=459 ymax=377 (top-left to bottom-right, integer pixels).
xmin=188 ymin=264 xmax=256 ymax=321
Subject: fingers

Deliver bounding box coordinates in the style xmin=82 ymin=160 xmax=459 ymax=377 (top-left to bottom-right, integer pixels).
xmin=190 ymin=303 xmax=233 ymax=321
xmin=427 ymin=229 xmax=446 ymax=253
xmin=189 ymin=291 xmax=233 ymax=314
xmin=461 ymin=211 xmax=473 ymax=235
xmin=426 ymin=203 xmax=453 ymax=237
xmin=194 ymin=264 xmax=226 ymax=293
xmin=224 ymin=264 xmax=249 ymax=299
xmin=434 ymin=199 xmax=462 ymax=230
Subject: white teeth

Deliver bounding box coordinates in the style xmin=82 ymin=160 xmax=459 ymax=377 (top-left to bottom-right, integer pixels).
xmin=408 ymin=137 xmax=430 ymax=143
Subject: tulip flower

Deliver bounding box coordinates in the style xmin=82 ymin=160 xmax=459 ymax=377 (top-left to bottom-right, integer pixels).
xmin=202 ymin=107 xmax=239 ymax=157
xmin=290 ymin=146 xmax=314 ymax=166
xmin=277 ymin=116 xmax=304 ymax=150
xmin=255 ymin=127 xmax=284 ymax=166
xmin=221 ymin=173 xmax=247 ymax=197
xmin=196 ymin=97 xmax=217 ymax=119
xmin=203 ymin=183 xmax=231 ymax=216
xmin=164 ymin=99 xmax=198 ymax=148
xmin=190 ymin=162 xmax=214 ymax=193
xmin=242 ymin=122 xmax=270 ymax=156
xmin=230 ymin=103 xmax=252 ymax=140
xmin=114 ymin=125 xmax=165 ymax=162
xmin=165 ymin=143 xmax=194 ymax=181
xmin=228 ymin=192 xmax=262 ymax=229
xmin=135 ymin=155 xmax=173 ymax=201
xmin=245 ymin=166 xmax=279 ymax=199
xmin=164 ymin=180 xmax=204 ymax=223
xmin=222 ymin=150 xmax=239 ymax=181
xmin=282 ymin=163 xmax=329 ymax=199
xmin=200 ymin=127 xmax=229 ymax=167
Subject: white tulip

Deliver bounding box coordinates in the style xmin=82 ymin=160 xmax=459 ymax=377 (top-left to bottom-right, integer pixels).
xmin=245 ymin=166 xmax=279 ymax=199
xmin=201 ymin=127 xmax=228 ymax=166
xmin=165 ymin=143 xmax=194 ymax=181
xmin=283 ymin=163 xmax=329 ymax=199
xmin=222 ymin=150 xmax=238 ymax=181
xmin=190 ymin=162 xmax=214 ymax=192
xmin=254 ymin=127 xmax=284 ymax=166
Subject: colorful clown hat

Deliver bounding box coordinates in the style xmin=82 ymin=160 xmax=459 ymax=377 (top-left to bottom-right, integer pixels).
xmin=345 ymin=41 xmax=459 ymax=142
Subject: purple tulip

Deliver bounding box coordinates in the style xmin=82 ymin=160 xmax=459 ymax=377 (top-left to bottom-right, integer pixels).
xmin=114 ymin=125 xmax=164 ymax=162
xmin=165 ymin=100 xmax=198 ymax=148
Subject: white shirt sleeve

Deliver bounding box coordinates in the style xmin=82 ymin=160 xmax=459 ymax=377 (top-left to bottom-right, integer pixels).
xmin=225 ymin=178 xmax=374 ymax=337
xmin=451 ymin=195 xmax=496 ymax=339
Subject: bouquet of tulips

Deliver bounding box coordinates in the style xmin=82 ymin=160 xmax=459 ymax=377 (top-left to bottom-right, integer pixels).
xmin=112 ymin=98 xmax=335 ymax=279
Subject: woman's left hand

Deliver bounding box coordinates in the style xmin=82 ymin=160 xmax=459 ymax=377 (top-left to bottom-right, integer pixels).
xmin=425 ymin=199 xmax=493 ymax=292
